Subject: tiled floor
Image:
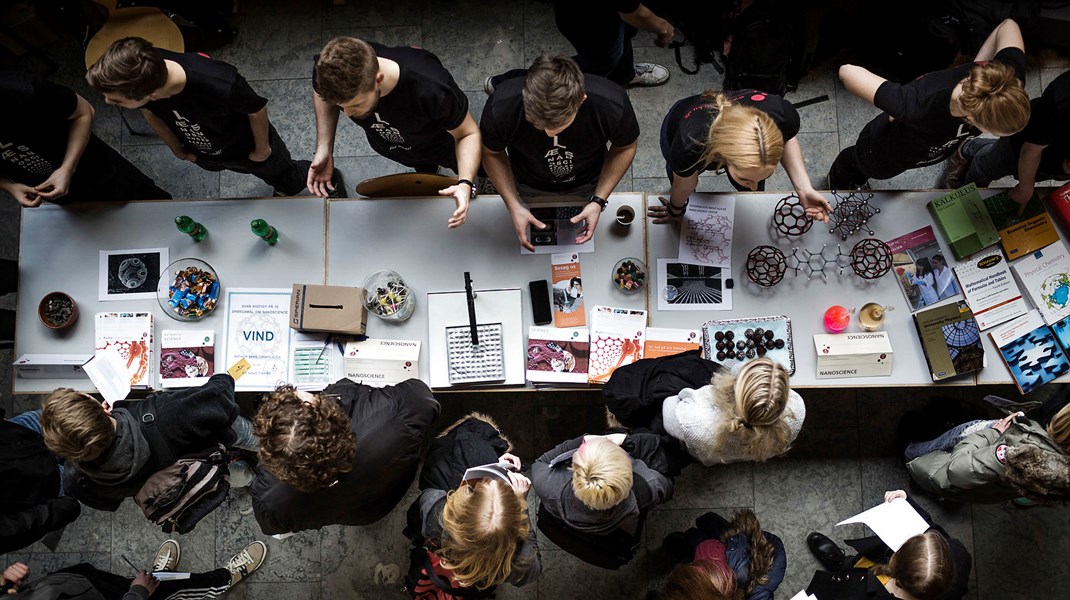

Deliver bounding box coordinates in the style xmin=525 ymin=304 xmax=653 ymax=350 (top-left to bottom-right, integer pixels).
xmin=3 ymin=2 xmax=1070 ymax=598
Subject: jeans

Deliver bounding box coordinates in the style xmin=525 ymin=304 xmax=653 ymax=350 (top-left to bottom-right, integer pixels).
xmin=905 ymin=419 xmax=996 ymax=461
xmin=554 ymin=2 xmax=636 ymax=85
xmin=963 ymin=137 xmax=1070 ymax=187
xmin=229 ymin=415 xmax=259 ymax=452
xmin=9 ymin=408 xmax=42 ymax=435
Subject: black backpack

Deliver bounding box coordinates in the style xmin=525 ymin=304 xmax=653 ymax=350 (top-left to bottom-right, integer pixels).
xmin=602 ymin=349 xmax=723 ymax=430
xmin=722 ymin=6 xmax=795 ymax=96
xmin=535 ymin=502 xmax=647 ymax=570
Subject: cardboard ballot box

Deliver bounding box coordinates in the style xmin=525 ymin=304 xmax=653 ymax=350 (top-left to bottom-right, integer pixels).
xmin=813 ymin=332 xmax=893 ymax=379
xmin=343 ymin=338 xmax=421 ymax=386
xmin=290 ymin=284 xmax=367 ymax=335
xmin=14 ymin=354 xmax=92 ymax=379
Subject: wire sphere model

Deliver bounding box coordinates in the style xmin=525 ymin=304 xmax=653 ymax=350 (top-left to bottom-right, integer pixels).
xmin=772 ymin=194 xmax=813 ymax=236
xmin=746 ymin=245 xmax=787 ymax=287
xmin=828 ymin=190 xmax=879 ymax=240
xmin=850 ymin=238 xmax=892 ymax=280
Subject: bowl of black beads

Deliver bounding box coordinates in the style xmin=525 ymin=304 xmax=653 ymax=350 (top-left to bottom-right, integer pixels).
xmin=38 ymin=291 xmax=77 ymax=330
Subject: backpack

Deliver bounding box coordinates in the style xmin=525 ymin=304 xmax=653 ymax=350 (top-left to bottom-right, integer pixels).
xmin=132 ymin=396 xmax=231 ymax=534
xmin=602 ymin=349 xmax=723 ymax=430
xmin=535 ymin=502 xmax=647 ymax=570
xmin=402 ymin=546 xmax=496 ymax=600
xmin=722 ymin=5 xmax=795 ymax=96
xmin=11 ymin=572 xmax=104 ymax=600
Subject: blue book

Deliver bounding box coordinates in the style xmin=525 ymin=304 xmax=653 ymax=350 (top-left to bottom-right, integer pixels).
xmin=991 ymin=311 xmax=1070 ymax=394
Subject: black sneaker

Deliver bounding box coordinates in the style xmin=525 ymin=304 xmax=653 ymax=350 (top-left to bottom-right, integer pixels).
xmin=328 ymin=168 xmax=348 ymax=199
xmin=807 ymin=532 xmax=846 ymax=572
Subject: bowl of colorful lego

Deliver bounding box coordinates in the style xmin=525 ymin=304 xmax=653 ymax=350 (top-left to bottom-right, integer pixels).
xmin=612 ymin=257 xmax=646 ymax=294
xmin=157 ymin=258 xmax=220 ymax=321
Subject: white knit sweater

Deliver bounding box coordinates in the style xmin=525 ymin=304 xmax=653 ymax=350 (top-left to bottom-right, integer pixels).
xmin=661 ymin=385 xmax=806 ymax=466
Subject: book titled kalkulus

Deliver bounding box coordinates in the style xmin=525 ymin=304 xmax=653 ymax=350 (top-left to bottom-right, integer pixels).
xmin=953 ymin=250 xmax=1027 ymax=330
xmin=990 ymin=310 xmax=1070 ymax=394
xmin=983 ymin=190 xmax=1059 ymax=260
xmin=912 ymin=301 xmax=985 ymax=381
xmin=1011 ymin=243 xmax=1070 ymax=325
xmin=927 ymin=184 xmax=1000 ymax=260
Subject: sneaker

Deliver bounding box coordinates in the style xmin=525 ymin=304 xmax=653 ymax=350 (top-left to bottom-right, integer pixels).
xmin=483 ymin=75 xmax=495 ymax=96
xmin=153 ymin=539 xmax=181 ymax=572
xmin=328 ymin=168 xmax=348 ymax=199
xmin=226 ymin=541 xmax=267 ymax=585
xmin=628 ymin=63 xmax=670 ymax=87
xmin=941 ymin=140 xmax=971 ymax=189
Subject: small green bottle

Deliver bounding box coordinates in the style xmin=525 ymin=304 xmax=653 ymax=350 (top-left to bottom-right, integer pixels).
xmin=250 ymin=218 xmax=279 ymax=245
xmin=175 ymin=215 xmax=207 ymax=241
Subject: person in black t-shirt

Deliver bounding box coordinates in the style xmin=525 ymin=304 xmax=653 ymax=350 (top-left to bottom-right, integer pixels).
xmin=649 ymin=89 xmax=831 ymax=224
xmin=481 ymin=55 xmax=640 ymax=251
xmin=0 ymin=70 xmax=169 ymax=207
xmin=86 ymin=37 xmax=318 ymax=198
xmin=829 ymin=19 xmax=1030 ymax=191
xmin=951 ymin=70 xmax=1070 ymax=209
xmin=310 ymin=37 xmax=480 ymax=229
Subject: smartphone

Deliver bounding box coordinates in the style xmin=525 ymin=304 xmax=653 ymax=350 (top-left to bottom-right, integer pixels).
xmin=529 ymin=280 xmax=552 ymax=325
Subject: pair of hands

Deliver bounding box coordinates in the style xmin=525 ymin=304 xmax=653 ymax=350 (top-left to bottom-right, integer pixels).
xmin=499 ymin=452 xmax=531 ymax=497
xmin=5 ymin=167 xmax=74 ymax=207
xmin=510 ymin=202 xmax=601 ymax=252
xmin=647 ymin=190 xmax=833 ymax=224
xmin=2 ymin=563 xmax=158 ymax=595
xmin=305 ymin=151 xmax=470 ymax=228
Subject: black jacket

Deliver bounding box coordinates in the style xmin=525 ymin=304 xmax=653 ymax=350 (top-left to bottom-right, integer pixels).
xmin=250 ymin=378 xmax=441 ymax=533
xmin=0 ymin=420 xmax=80 ymax=553
xmin=64 ymin=374 xmax=240 ymax=511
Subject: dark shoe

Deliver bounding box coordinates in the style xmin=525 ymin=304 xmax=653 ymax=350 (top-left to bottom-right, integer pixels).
xmin=807 ymin=531 xmax=846 ymax=572
xmin=941 ymin=141 xmax=971 ymax=189
xmin=328 ymin=168 xmax=348 ymax=198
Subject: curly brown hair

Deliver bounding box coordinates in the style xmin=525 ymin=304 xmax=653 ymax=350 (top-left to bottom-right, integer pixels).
xmin=253 ymin=385 xmax=357 ymax=492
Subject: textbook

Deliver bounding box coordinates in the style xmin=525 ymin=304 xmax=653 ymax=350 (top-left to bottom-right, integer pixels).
xmin=94 ymin=312 xmax=153 ymax=388
xmin=912 ymin=301 xmax=985 ymax=381
xmin=643 ymin=327 xmax=701 ymax=359
xmin=983 ymin=190 xmax=1059 ymax=260
xmin=927 ymin=184 xmax=999 ymax=260
xmin=952 ymin=250 xmax=1027 ymax=330
xmin=1011 ymin=244 xmax=1070 ymax=325
xmin=1045 ymin=181 xmax=1070 ymax=233
xmin=588 ymin=306 xmax=647 ymax=384
xmin=990 ymin=311 xmax=1070 ymax=394
xmin=527 ymin=326 xmax=589 ymax=385
xmin=159 ymin=330 xmax=215 ymax=388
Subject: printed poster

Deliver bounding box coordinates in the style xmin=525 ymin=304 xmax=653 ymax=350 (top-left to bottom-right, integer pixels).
xmin=679 ymin=193 xmax=735 ymax=268
xmin=223 ymin=288 xmax=293 ymax=391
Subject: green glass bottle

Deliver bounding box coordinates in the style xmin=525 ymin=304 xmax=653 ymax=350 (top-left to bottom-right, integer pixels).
xmin=250 ymin=218 xmax=279 ymax=245
xmin=175 ymin=215 xmax=207 ymax=241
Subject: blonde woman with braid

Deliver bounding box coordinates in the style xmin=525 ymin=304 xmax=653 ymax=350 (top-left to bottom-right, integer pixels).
xmin=661 ymin=358 xmax=805 ymax=466
xmin=649 ymin=89 xmax=830 ymax=224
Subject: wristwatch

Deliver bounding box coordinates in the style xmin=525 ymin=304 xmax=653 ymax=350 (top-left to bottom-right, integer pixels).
xmin=588 ymin=194 xmax=608 ymax=212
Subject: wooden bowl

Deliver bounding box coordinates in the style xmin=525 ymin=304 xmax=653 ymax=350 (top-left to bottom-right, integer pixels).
xmin=38 ymin=292 xmax=77 ymax=330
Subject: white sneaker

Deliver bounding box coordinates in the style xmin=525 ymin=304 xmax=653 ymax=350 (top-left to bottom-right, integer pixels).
xmin=629 ymin=63 xmax=670 ymax=87
xmin=152 ymin=539 xmax=181 ymax=572
xmin=226 ymin=541 xmax=267 ymax=585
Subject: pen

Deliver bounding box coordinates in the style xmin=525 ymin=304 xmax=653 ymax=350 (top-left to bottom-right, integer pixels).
xmin=120 ymin=553 xmax=140 ymax=575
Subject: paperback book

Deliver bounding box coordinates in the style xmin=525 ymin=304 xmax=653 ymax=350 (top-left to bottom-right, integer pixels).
xmin=588 ymin=306 xmax=647 ymax=384
xmin=94 ymin=312 xmax=153 ymax=388
xmin=953 ymin=250 xmax=1027 ymax=330
xmin=927 ymin=184 xmax=999 ymax=260
xmin=643 ymin=327 xmax=701 ymax=359
xmin=1011 ymin=243 xmax=1070 ymax=325
xmin=887 ymin=225 xmax=960 ymax=312
xmin=990 ymin=310 xmax=1070 ymax=394
xmin=912 ymin=301 xmax=985 ymax=381
xmin=551 ymin=253 xmax=585 ymax=328
xmin=983 ymin=190 xmax=1059 ymax=260
xmin=160 ymin=330 xmax=215 ymax=388
xmin=527 ymin=326 xmax=589 ymax=385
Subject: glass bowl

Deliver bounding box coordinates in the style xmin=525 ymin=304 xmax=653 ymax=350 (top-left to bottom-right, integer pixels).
xmin=157 ymin=258 xmax=220 ymax=321
xmin=612 ymin=257 xmax=646 ymax=295
xmin=362 ymin=269 xmax=415 ymax=322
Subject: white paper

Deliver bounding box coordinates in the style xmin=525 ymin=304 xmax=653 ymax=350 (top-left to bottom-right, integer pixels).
xmin=679 ymin=193 xmax=735 ymax=267
xmin=657 ymin=258 xmax=732 ymax=311
xmin=98 ymin=247 xmax=168 ymax=301
xmin=520 ymin=202 xmax=594 ymax=255
xmin=82 ymin=347 xmax=132 ymax=404
xmin=151 ymin=572 xmax=191 ymax=581
xmin=836 ymin=498 xmax=929 ymax=552
xmin=223 ymin=288 xmax=294 ymax=391
xmin=788 ymin=591 xmax=817 ymax=600
xmin=288 ymin=331 xmax=335 ymax=391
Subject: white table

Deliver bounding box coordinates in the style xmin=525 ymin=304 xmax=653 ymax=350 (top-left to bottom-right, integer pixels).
xmin=15 ymin=197 xmax=326 ymax=393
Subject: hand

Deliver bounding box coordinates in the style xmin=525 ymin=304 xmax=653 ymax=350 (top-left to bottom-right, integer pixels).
xmin=248 ymin=146 xmax=272 ymax=162
xmin=1008 ymin=182 xmax=1034 ymax=215
xmin=508 ymin=471 xmax=531 ymax=497
xmin=510 ymin=205 xmax=546 ymax=252
xmin=438 ymin=183 xmax=471 ymax=228
xmin=499 ymin=452 xmax=522 ymax=472
xmin=798 ymin=189 xmax=832 ymax=223
xmin=571 ymin=202 xmax=601 ymax=244
xmin=33 ymin=168 xmax=72 ymax=200
xmin=655 ymin=24 xmax=675 ymax=47
xmin=307 ymin=149 xmax=336 ymax=196
xmin=647 ymin=196 xmax=682 ymax=225
xmin=884 ymin=490 xmax=907 ymax=503
xmin=132 ymin=571 xmax=158 ymax=594
xmin=2 ymin=563 xmax=29 ymax=588
xmin=992 ymin=411 xmax=1025 ymax=434
xmin=4 ymin=182 xmax=42 ymax=207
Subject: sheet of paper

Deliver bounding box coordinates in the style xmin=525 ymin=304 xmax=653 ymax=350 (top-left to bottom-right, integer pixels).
xmin=657 ymin=258 xmax=732 ymax=311
xmin=98 ymin=247 xmax=168 ymax=301
xmin=223 ymin=288 xmax=294 ymax=391
xmin=788 ymin=590 xmax=817 ymax=600
xmin=151 ymin=572 xmax=191 ymax=581
xmin=679 ymin=193 xmax=735 ymax=267
xmin=289 ymin=332 xmax=335 ymax=390
xmin=82 ymin=346 xmax=131 ymax=404
xmin=836 ymin=498 xmax=929 ymax=552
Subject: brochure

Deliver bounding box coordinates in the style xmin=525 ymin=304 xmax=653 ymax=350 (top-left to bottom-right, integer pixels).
xmin=223 ymin=288 xmax=294 ymax=391
xmin=159 ymin=330 xmax=215 ymax=388
xmin=95 ymin=311 xmax=153 ymax=388
xmin=527 ymin=326 xmax=589 ymax=385
xmin=588 ymin=305 xmax=647 ymax=384
xmin=551 ymin=252 xmax=585 ymax=327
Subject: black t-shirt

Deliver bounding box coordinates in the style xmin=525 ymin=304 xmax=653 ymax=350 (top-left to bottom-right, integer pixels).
xmin=312 ymin=44 xmax=469 ymax=166
xmin=869 ymin=47 xmax=1026 ymax=166
xmin=481 ymin=74 xmax=640 ymax=191
xmin=1011 ymin=69 xmax=1070 ymax=176
xmin=143 ymin=50 xmax=267 ymax=160
xmin=0 ymin=70 xmax=85 ymax=185
xmin=663 ymin=90 xmax=800 ymax=177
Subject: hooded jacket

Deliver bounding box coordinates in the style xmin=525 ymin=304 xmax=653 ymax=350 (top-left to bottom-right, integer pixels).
xmin=531 ymin=433 xmax=674 ymax=535
xmin=250 ymin=378 xmax=440 ymax=533
xmin=906 ymin=417 xmax=1070 ymax=503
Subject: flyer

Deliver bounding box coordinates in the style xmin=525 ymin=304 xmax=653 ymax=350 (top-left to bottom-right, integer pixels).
xmin=223 ymin=288 xmax=293 ymax=391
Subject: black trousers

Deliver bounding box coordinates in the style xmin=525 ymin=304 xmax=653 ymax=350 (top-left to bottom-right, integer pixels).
xmin=56 ymin=563 xmax=230 ymax=600
xmin=553 ymin=2 xmax=637 ymax=85
xmin=194 ymin=125 xmax=306 ymax=196
xmin=828 ymin=115 xmax=955 ymax=189
xmin=48 ymin=135 xmax=171 ymax=203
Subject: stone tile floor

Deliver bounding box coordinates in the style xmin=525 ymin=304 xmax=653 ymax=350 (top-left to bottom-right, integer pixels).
xmin=3 ymin=1 xmax=1070 ymax=598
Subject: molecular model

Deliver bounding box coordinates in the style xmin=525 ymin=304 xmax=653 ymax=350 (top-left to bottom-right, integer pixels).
xmin=746 ymin=245 xmax=787 ymax=288
xmin=772 ymin=194 xmax=813 ymax=237
xmin=788 ymin=244 xmax=851 ymax=280
xmin=828 ymin=189 xmax=880 ymax=240
xmin=849 ymin=237 xmax=893 ymax=280
xmin=746 ymin=237 xmax=892 ymax=286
